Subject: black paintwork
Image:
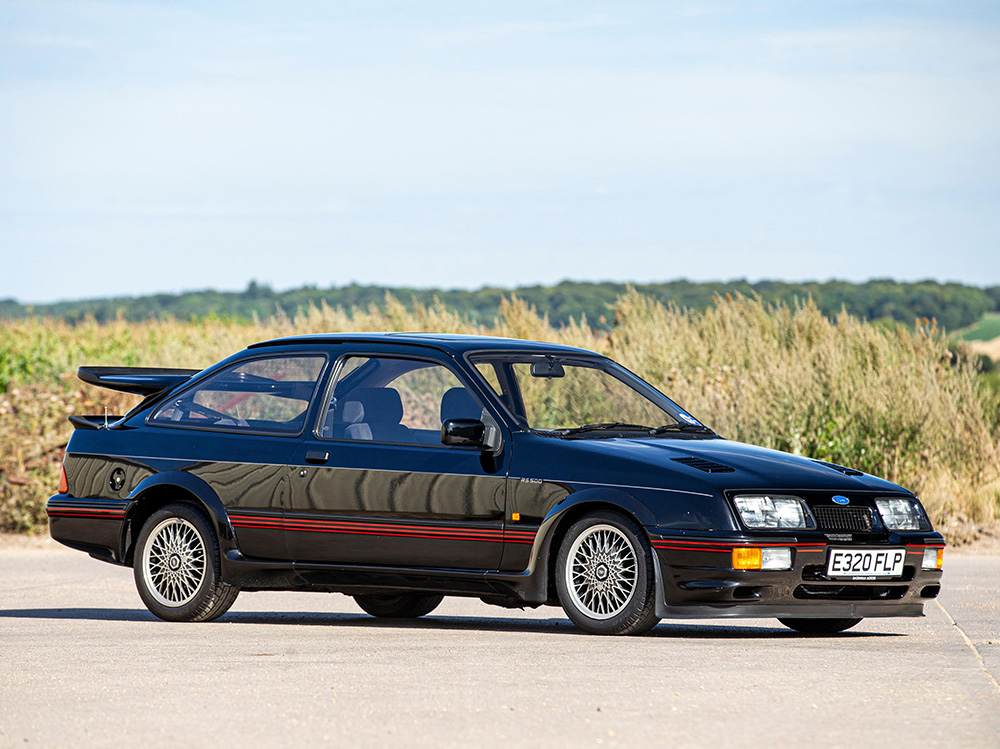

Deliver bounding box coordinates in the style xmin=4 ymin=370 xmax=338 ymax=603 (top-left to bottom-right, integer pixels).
xmin=48 ymin=333 xmax=945 ymax=619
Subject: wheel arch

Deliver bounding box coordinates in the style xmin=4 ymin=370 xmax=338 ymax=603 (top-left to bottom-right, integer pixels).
xmin=120 ymin=472 xmax=237 ymax=566
xmin=526 ymin=488 xmax=658 ymax=605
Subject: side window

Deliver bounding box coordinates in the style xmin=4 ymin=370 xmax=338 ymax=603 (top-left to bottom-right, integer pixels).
xmin=151 ymin=356 xmax=326 ymax=434
xmin=319 ymin=356 xmax=486 ymax=445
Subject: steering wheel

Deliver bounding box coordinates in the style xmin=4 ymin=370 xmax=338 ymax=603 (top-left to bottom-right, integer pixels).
xmin=182 ymin=401 xmax=234 ymax=422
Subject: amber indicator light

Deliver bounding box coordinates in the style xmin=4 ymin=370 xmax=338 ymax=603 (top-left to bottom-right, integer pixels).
xmin=732 ymin=547 xmax=763 ymax=570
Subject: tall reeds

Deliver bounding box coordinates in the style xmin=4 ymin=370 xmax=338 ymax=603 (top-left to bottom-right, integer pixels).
xmin=2 ymin=291 xmax=997 ymax=540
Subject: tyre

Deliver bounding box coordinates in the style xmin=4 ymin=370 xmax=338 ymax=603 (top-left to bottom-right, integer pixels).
xmin=133 ymin=503 xmax=239 ymax=622
xmin=778 ymin=617 xmax=862 ymax=634
xmin=354 ymin=593 xmax=444 ymax=618
xmin=555 ymin=511 xmax=660 ymax=635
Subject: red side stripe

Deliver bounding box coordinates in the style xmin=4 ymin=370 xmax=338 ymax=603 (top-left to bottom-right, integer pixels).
xmin=651 ymin=541 xmax=825 ymax=549
xmin=229 ymin=517 xmax=534 ymax=544
xmin=230 ymin=514 xmax=504 ymax=534
xmin=230 ymin=520 xmax=533 ymax=544
xmin=47 ymin=509 xmax=126 ymax=517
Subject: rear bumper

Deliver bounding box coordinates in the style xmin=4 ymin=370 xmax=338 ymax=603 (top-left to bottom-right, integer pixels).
xmin=651 ymin=531 xmax=945 ymax=620
xmin=47 ymin=494 xmax=131 ymax=563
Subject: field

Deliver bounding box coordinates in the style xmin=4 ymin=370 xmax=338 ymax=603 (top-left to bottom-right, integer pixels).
xmin=959 ymin=312 xmax=1000 ymax=342
xmin=2 ymin=291 xmax=999 ymax=542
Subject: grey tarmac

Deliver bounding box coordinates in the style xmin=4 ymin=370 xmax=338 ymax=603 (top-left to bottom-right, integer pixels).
xmin=1 ymin=540 xmax=998 ymax=748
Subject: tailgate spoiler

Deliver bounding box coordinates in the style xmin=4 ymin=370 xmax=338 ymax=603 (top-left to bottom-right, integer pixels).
xmin=77 ymin=366 xmax=201 ymax=396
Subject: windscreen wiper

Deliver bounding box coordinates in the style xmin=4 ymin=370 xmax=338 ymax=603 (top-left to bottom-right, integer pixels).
xmin=651 ymin=422 xmax=716 ymax=436
xmin=556 ymin=422 xmax=656 ymax=436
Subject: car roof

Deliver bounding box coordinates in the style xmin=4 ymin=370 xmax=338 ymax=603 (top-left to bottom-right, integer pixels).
xmin=246 ymin=332 xmax=599 ymax=357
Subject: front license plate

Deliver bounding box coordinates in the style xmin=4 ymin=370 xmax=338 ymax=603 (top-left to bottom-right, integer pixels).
xmin=827 ymin=548 xmax=906 ymax=579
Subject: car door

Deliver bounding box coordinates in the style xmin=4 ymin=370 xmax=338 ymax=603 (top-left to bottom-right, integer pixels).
xmin=285 ymin=350 xmax=509 ymax=569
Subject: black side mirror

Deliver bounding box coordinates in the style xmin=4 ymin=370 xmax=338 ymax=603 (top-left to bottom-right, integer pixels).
xmin=441 ymin=418 xmax=501 ymax=452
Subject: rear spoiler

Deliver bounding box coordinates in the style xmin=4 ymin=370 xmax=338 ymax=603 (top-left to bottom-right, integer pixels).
xmin=77 ymin=366 xmax=201 ymax=396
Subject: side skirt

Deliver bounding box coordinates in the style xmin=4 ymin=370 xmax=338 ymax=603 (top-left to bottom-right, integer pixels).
xmin=222 ymin=550 xmax=536 ymax=605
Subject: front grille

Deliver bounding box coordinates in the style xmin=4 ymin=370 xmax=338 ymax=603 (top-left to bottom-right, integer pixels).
xmin=813 ymin=506 xmax=874 ymax=531
xmin=793 ymin=584 xmax=907 ymax=601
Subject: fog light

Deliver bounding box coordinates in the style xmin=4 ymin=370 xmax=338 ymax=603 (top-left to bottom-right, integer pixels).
xmin=733 ymin=547 xmax=792 ymax=571
xmin=921 ymin=548 xmax=943 ymax=570
xmin=761 ymin=547 xmax=792 ymax=570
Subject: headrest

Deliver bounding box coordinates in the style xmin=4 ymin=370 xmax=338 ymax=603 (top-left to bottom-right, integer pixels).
xmin=341 ymin=400 xmax=364 ymax=424
xmin=354 ymin=388 xmax=404 ymax=425
xmin=440 ymin=387 xmax=481 ymax=422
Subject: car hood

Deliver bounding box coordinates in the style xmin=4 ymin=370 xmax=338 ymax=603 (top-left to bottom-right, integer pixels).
xmin=519 ymin=435 xmax=909 ymax=496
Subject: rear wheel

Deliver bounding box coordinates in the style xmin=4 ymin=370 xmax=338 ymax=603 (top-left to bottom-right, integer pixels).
xmin=778 ymin=617 xmax=862 ymax=634
xmin=555 ymin=511 xmax=660 ymax=635
xmin=354 ymin=593 xmax=443 ymax=618
xmin=133 ymin=503 xmax=238 ymax=622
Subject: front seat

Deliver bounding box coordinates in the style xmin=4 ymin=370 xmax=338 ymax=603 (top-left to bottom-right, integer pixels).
xmin=440 ymin=387 xmax=482 ymax=423
xmin=354 ymin=388 xmax=410 ymax=443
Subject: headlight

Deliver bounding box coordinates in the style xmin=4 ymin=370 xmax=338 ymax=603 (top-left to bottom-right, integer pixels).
xmin=876 ymin=497 xmax=929 ymax=531
xmin=733 ymin=495 xmax=813 ymax=529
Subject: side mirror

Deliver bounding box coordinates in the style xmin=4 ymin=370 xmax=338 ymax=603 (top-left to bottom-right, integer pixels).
xmin=441 ymin=418 xmax=501 ymax=452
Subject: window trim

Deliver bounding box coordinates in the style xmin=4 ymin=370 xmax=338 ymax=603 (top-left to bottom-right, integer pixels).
xmin=145 ymin=353 xmax=331 ymax=438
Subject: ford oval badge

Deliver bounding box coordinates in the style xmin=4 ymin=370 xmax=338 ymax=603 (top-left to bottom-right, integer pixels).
xmin=832 ymin=495 xmax=850 ymax=505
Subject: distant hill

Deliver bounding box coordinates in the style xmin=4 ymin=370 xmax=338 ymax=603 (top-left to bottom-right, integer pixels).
xmin=3 ymin=279 xmax=999 ymax=332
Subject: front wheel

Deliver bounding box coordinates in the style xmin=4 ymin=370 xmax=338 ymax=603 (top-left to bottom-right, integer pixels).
xmin=555 ymin=511 xmax=660 ymax=635
xmin=133 ymin=503 xmax=239 ymax=622
xmin=778 ymin=617 xmax=862 ymax=634
xmin=354 ymin=593 xmax=443 ymax=618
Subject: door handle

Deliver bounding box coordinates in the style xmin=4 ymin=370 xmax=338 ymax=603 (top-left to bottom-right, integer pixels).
xmin=305 ymin=450 xmax=330 ymax=465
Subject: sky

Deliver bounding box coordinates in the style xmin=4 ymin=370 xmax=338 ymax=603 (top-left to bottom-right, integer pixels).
xmin=1 ymin=1 xmax=999 ymax=304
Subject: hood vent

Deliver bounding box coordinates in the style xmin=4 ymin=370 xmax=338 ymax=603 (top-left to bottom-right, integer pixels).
xmin=671 ymin=456 xmax=735 ymax=473
xmin=812 ymin=459 xmax=863 ymax=477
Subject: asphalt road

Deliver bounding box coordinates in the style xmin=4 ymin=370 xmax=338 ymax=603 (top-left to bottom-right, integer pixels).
xmin=1 ymin=542 xmax=998 ymax=748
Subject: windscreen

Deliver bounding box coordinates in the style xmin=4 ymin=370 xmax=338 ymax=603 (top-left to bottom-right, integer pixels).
xmin=471 ymin=354 xmax=699 ymax=433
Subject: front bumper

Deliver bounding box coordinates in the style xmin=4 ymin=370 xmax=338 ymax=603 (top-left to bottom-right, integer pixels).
xmin=650 ymin=531 xmax=945 ymax=619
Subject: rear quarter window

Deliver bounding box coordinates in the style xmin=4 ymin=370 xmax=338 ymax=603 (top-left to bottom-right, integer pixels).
xmin=150 ymin=355 xmax=326 ymax=434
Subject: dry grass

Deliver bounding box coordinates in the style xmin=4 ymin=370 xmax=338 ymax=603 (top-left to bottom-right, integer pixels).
xmin=2 ymin=291 xmax=998 ymax=542
xmin=968 ymin=336 xmax=1000 ymax=363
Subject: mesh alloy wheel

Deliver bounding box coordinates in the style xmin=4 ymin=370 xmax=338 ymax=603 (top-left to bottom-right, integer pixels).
xmin=141 ymin=517 xmax=207 ymax=607
xmin=555 ymin=511 xmax=660 ymax=635
xmin=564 ymin=524 xmax=638 ymax=620
xmin=133 ymin=503 xmax=239 ymax=622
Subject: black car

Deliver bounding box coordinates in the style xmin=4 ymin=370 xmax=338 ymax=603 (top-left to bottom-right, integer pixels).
xmin=47 ymin=333 xmax=945 ymax=635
